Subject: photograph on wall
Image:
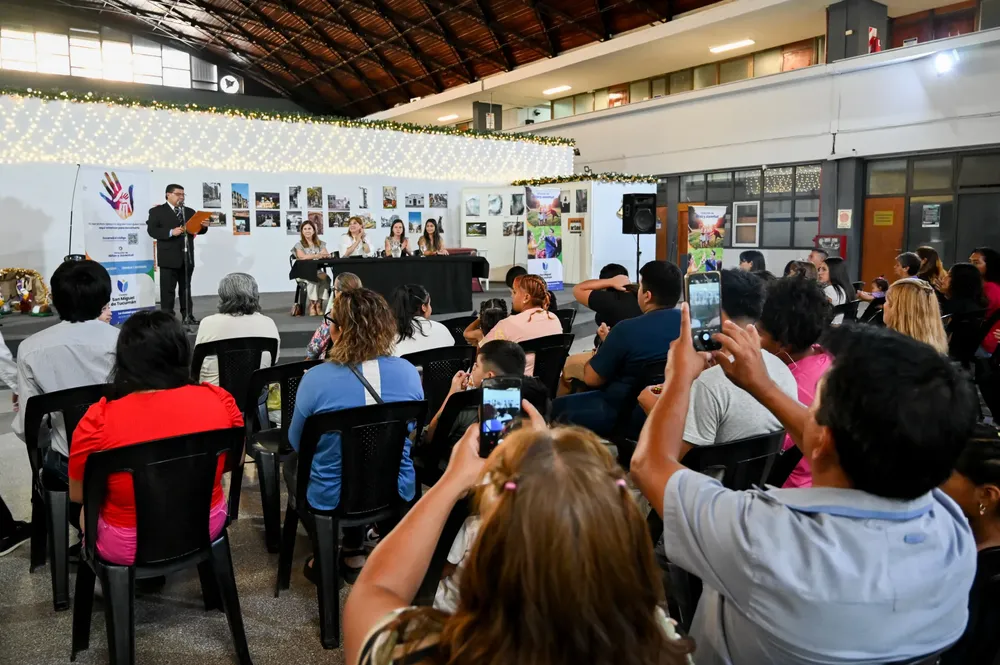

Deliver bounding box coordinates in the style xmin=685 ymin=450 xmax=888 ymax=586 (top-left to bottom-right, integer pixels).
xmin=405 ymin=193 xmax=425 ymax=208
xmin=922 ymin=203 xmax=941 ymax=228
xmin=328 ymin=194 xmax=350 ymax=211
xmin=231 ymin=183 xmax=250 ymax=209
xmin=233 ymin=210 xmax=250 ymax=236
xmin=525 ymin=186 xmax=563 ymax=289
xmin=465 ymin=195 xmax=481 ymax=216
xmin=568 ymin=217 xmax=584 ymax=234
xmin=328 ymin=211 xmax=350 ymax=228
xmin=307 ymin=211 xmax=325 ymax=235
xmin=286 ymin=211 xmax=303 ymax=235
xmin=429 ymin=193 xmax=448 ymax=208
xmin=488 ymin=194 xmax=503 ymax=216
xmin=256 ymin=210 xmax=280 ymax=228
xmin=381 ymin=214 xmax=400 ymax=229
xmin=358 ymin=212 xmax=375 ymax=229
xmin=358 ymin=186 xmax=369 ymax=209
xmin=510 ymin=193 xmax=525 ymax=216
xmin=466 ymin=222 xmax=487 ymax=238
xmin=288 ymin=185 xmax=301 ymax=210
xmin=202 ymin=182 xmax=222 ymax=209
xmin=687 ymin=205 xmax=727 ymax=272
xmin=307 ymin=187 xmax=323 ymax=209
xmin=575 ymin=188 xmax=588 ymax=213
xmin=502 ymin=221 xmax=524 ymax=237
xmin=383 ymin=186 xmax=397 ymax=209
xmin=256 ymin=191 xmax=280 ymax=209
xmin=559 ymin=190 xmax=571 ymax=213
xmin=408 ymin=211 xmax=422 ymax=234
xmin=207 ymin=211 xmax=227 ymax=227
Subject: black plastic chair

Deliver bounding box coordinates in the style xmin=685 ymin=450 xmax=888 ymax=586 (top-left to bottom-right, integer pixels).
xmin=946 ymin=308 xmax=987 ymax=367
xmin=439 ymin=314 xmax=477 ymax=346
xmin=23 ymin=383 xmax=108 ymax=611
xmin=412 ymin=497 xmax=472 ymax=607
xmin=832 ymin=299 xmax=860 ymax=324
xmin=290 ymin=253 xmax=307 ymax=315
xmin=852 ymin=281 xmax=864 ymax=292
xmin=402 ymin=346 xmax=477 ymax=419
xmin=242 ymin=360 xmax=322 ymax=553
xmin=555 ymin=308 xmax=576 ymax=334
xmin=764 ymin=445 xmax=803 ymax=487
xmin=71 ymin=427 xmax=251 ymax=665
xmin=519 ymin=333 xmax=574 ymax=399
xmin=274 ymin=401 xmax=428 ymax=649
xmin=607 ymin=359 xmax=666 ymax=471
xmin=415 ymin=389 xmax=480 ymax=488
xmin=862 ymin=307 xmax=885 ymax=327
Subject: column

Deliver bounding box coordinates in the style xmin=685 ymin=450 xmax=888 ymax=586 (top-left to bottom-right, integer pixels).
xmin=826 ymin=0 xmax=889 ymax=63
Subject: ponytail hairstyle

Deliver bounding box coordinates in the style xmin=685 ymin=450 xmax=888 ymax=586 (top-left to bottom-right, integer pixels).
xmin=391 ymin=284 xmax=431 ymax=341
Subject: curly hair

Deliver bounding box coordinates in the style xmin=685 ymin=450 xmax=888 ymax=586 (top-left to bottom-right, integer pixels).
xmin=760 ymin=276 xmax=832 ymax=353
xmin=326 ymin=288 xmax=397 ymax=365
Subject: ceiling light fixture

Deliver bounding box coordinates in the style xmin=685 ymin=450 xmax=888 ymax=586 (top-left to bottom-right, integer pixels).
xmin=709 ymin=39 xmax=755 ymax=54
xmin=437 ymin=114 xmax=459 ymax=122
xmin=543 ymin=85 xmax=572 ymax=95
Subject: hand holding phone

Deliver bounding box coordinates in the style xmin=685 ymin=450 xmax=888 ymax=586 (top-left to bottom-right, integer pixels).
xmin=479 ymin=376 xmax=523 ymax=458
xmin=684 ymin=271 xmax=723 ymax=352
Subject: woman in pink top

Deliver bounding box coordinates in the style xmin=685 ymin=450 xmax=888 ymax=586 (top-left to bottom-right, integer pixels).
xmin=481 ymin=274 xmax=562 ymax=374
xmin=756 ymin=275 xmax=834 ymax=488
xmin=970 ymin=248 xmax=1000 ymax=355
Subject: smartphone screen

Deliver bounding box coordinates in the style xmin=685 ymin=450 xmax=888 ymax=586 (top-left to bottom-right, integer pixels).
xmin=685 ymin=271 xmax=723 ymax=352
xmin=479 ymin=377 xmax=523 ymax=457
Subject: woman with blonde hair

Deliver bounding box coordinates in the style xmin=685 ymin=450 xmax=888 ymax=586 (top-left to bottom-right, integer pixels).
xmin=341 ymin=215 xmax=373 ymax=258
xmin=344 ymin=408 xmax=695 ymax=665
xmin=884 ymin=277 xmax=948 ymax=354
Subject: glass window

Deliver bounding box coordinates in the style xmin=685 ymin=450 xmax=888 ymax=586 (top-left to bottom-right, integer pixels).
xmin=1 ymin=29 xmax=36 ymax=71
xmin=764 ymin=167 xmax=794 ymax=196
xmin=629 ymin=80 xmax=650 ymax=103
xmin=959 ymin=154 xmax=1000 ymax=188
xmin=762 ymin=200 xmax=792 ymax=247
xmin=669 ymin=70 xmax=693 ymax=94
xmin=102 ymin=40 xmax=133 ymax=82
xmin=134 ymin=74 xmax=163 ymax=85
xmin=161 ymin=46 xmax=189 ymax=70
xmin=912 ymin=157 xmax=953 ymax=191
xmin=134 ymin=53 xmax=162 ymax=76
xmin=607 ymin=84 xmax=628 ymax=107
xmin=793 ymin=198 xmax=820 ymax=247
xmin=70 ymin=33 xmax=101 ymax=76
xmin=795 ymin=164 xmax=821 ymax=196
xmin=753 ymin=48 xmax=782 ymax=77
xmin=867 ymin=159 xmax=907 ymax=195
xmin=693 ymin=64 xmax=717 ymax=90
xmin=681 ymin=174 xmax=705 ymax=202
xmin=552 ymin=97 xmax=573 ymax=119
xmin=733 ymin=201 xmax=760 ymax=246
xmin=651 ymin=78 xmax=667 ymax=98
xmin=163 ymin=66 xmax=191 ymax=88
xmin=573 ymin=92 xmax=594 ymax=115
xmin=132 ymin=36 xmax=161 ymax=57
xmin=734 ymin=170 xmax=761 ymax=200
xmin=594 ymin=88 xmax=609 ymax=110
xmin=706 ymin=172 xmax=732 ymax=203
xmin=719 ymin=57 xmax=750 ymax=84
xmin=36 ymin=32 xmax=69 ymax=75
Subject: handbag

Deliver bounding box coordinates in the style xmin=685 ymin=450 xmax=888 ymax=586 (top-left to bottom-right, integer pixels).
xmin=348 ymin=364 xmax=385 ymax=404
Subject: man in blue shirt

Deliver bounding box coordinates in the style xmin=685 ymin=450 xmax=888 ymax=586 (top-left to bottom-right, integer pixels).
xmin=632 ymin=308 xmax=978 ymax=664
xmin=551 ymin=260 xmax=682 ymax=436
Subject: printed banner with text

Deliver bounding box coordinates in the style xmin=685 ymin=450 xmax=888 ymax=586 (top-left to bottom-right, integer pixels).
xmin=78 ymin=167 xmax=156 ymax=324
xmin=525 ymin=186 xmax=563 ymax=290
xmin=687 ymin=205 xmax=727 ymax=273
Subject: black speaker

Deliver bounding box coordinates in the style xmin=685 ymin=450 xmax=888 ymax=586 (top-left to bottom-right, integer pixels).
xmin=622 ymin=193 xmax=656 ymax=234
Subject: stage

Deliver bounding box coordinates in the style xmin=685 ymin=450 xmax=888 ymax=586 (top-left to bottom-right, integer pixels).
xmin=0 ymin=286 xmax=597 ymax=359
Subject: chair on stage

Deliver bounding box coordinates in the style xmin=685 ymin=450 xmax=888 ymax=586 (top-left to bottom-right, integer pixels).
xmin=23 ymin=383 xmax=108 ymax=611
xmin=519 ymin=334 xmax=574 ymax=398
xmin=71 ymin=427 xmax=252 ymax=665
xmin=402 ymin=346 xmax=477 ymax=419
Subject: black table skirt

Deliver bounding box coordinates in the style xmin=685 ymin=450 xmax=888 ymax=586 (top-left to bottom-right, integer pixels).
xmin=289 ymin=256 xmax=490 ymax=315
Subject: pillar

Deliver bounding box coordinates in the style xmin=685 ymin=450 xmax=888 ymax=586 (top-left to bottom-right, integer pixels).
xmin=826 ymin=0 xmax=889 ymax=63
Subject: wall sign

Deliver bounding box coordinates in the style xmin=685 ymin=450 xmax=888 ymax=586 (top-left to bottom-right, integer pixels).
xmin=922 ymin=204 xmax=941 ymax=228
xmin=837 ymin=209 xmax=853 ymax=229
xmin=873 ymin=210 xmax=894 ymax=226
xmin=220 ymin=74 xmax=241 ymax=94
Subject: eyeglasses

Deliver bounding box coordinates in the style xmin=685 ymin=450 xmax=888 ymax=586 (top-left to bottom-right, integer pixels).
xmin=324 ymin=314 xmax=338 ymax=327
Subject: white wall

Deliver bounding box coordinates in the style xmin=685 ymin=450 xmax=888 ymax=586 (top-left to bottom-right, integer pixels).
xmin=518 ymin=31 xmax=1000 ymax=175
xmin=590 ymin=182 xmax=656 ymax=282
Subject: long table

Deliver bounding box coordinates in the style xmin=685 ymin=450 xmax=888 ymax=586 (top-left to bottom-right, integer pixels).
xmin=289 ymin=255 xmax=490 ymax=314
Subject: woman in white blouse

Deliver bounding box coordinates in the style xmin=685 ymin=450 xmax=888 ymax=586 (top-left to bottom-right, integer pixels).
xmin=340 ymin=216 xmax=373 ymax=258
xmin=390 ymin=284 xmax=454 ymax=357
xmin=818 ymin=256 xmax=856 ymax=325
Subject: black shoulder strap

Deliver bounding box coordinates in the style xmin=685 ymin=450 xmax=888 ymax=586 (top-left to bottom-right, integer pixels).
xmin=349 ymin=363 xmax=385 ymax=404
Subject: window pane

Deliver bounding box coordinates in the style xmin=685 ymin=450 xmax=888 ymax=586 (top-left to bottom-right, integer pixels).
xmin=134 ymin=74 xmax=163 ymax=85
xmin=593 ymin=88 xmax=609 ymax=110
xmin=161 ymin=47 xmax=189 ymax=70
xmin=37 ymin=54 xmax=70 ymax=75
xmin=573 ymin=92 xmax=594 ymax=114
xmin=36 ymin=33 xmax=69 ymax=55
xmin=795 ymin=164 xmax=821 ymax=196
xmin=868 ymin=159 xmax=907 ymax=195
xmin=734 ymin=169 xmax=761 ymax=199
xmin=651 ymin=78 xmax=667 ymax=98
xmin=793 ymin=198 xmax=820 ymax=247
xmin=132 ymin=37 xmax=161 ymax=56
xmin=669 ymin=70 xmax=693 ymax=94
xmin=552 ymin=97 xmax=573 ymax=119
xmin=134 ymin=53 xmax=162 ymax=76
xmin=163 ymin=67 xmax=191 ymax=88
xmin=693 ymin=64 xmax=717 ymax=89
xmin=719 ymin=57 xmax=750 ymax=84
xmin=681 ymin=174 xmax=705 ymax=203
xmin=706 ymin=172 xmax=732 ymax=203
xmin=629 ymin=80 xmax=650 ymax=103
xmin=762 ymin=200 xmax=792 ymax=247
xmin=912 ymin=157 xmax=953 ymax=191
xmin=764 ymin=167 xmax=794 ymax=196
xmin=607 ymin=84 xmax=628 ymax=107
xmin=102 ymin=41 xmax=132 ymax=82
xmin=70 ymin=42 xmax=102 ymax=70
xmin=754 ymin=48 xmax=782 ymax=77
xmin=71 ymin=67 xmax=103 ymax=79
xmin=959 ymin=154 xmax=1000 ymax=188
xmin=1 ymin=35 xmax=35 ymax=64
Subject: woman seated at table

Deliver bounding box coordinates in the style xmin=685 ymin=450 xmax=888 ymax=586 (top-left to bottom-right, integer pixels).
xmin=418 ymin=219 xmax=448 ymax=256
xmin=69 ymin=310 xmax=243 ymax=565
xmin=293 ymin=220 xmax=331 ymax=316
xmin=341 ymin=216 xmax=373 ymax=258
xmin=384 ymin=220 xmax=411 ymax=258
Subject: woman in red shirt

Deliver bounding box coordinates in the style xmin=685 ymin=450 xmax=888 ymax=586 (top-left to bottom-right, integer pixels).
xmin=971 ymin=247 xmax=1000 ymax=356
xmin=69 ymin=310 xmax=243 ymax=565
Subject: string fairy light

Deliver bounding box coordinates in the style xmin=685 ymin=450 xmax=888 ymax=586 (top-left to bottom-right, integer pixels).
xmin=511 ymin=172 xmax=657 ymax=186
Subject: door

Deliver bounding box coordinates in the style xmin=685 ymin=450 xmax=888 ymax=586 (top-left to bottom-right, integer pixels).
xmin=861 ymin=197 xmax=906 ymax=285
xmin=957 ymin=193 xmax=1000 ymax=258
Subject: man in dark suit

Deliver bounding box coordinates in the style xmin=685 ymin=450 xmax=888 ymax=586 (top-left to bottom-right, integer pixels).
xmin=146 ymin=184 xmax=208 ymax=324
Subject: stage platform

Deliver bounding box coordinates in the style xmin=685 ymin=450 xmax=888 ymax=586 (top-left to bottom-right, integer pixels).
xmin=1 ymin=286 xmax=598 ymax=360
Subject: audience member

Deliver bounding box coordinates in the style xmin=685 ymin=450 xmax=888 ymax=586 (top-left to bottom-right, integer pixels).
xmin=942 ymin=263 xmax=987 ymax=317
xmin=0 ymin=327 xmax=13 ymax=396
xmin=941 ymin=425 xmax=1000 ymax=664
xmin=462 ymin=268 xmax=526 ymax=345
xmin=479 ymin=274 xmax=562 ymax=373
xmin=390 ymin=284 xmax=454 ymax=357
xmin=0 ymin=328 xmax=30 ymax=555
xmin=752 ymin=270 xmax=776 ymax=282
xmin=807 ymin=247 xmax=828 ymax=268
xmin=546 ymin=289 xmax=559 ymax=312
xmin=477 ymin=298 xmax=507 ymax=337
xmin=756 ymin=276 xmax=832 ymax=488
xmin=13 ymin=260 xmax=119 ymax=483
xmin=894 ymin=251 xmax=921 ymax=279
xmin=504 ymin=265 xmax=527 ymax=288
xmin=738 ymin=250 xmax=766 ymax=272
xmin=293 ymin=219 xmax=331 ymax=316
xmin=631 ymin=312 xmax=977 ymax=664
xmin=304 ymin=272 xmax=361 ymax=360
xmin=638 ymin=269 xmax=796 ymax=455
xmin=917 ymin=245 xmax=948 ymax=299
xmin=784 ymin=260 xmax=818 ymax=280
xmin=344 ymin=410 xmax=695 ymax=665
xmin=971 ymin=247 xmax=1000 ymax=356
xmin=195 ymin=273 xmax=281 ymax=386
xmin=553 ymin=261 xmax=682 ymax=437
xmin=69 ymin=311 xmax=242 ymax=565
xmin=858 ymin=276 xmax=889 ymax=302
xmin=818 ymin=256 xmax=855 ymax=324
xmin=287 ymin=288 xmax=423 ymax=582
xmin=884 ymin=277 xmax=948 ymax=354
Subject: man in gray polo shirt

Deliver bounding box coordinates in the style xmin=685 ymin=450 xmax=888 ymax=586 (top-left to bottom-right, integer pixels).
xmin=632 ymin=307 xmax=977 ymax=665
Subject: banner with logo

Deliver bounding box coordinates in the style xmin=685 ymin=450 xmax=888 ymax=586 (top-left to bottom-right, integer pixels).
xmin=78 ymin=167 xmax=155 ymax=324
xmin=525 ymin=186 xmax=563 ymax=290
xmin=687 ymin=205 xmax=727 ymax=273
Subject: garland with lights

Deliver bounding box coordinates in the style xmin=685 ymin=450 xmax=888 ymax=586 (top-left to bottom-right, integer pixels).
xmin=511 ymin=172 xmax=657 ymax=186
xmin=0 ymin=86 xmax=575 ymax=148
